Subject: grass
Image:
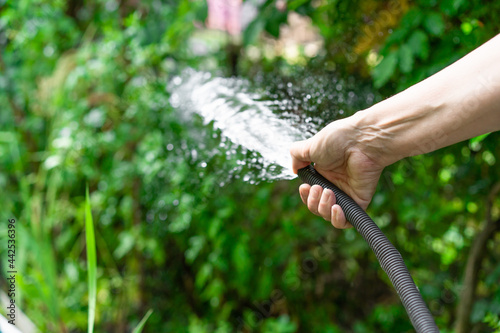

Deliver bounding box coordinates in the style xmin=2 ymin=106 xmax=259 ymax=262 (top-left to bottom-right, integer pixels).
xmin=132 ymin=309 xmax=154 ymax=333
xmin=85 ymin=186 xmax=153 ymax=332
xmin=85 ymin=185 xmax=97 ymax=333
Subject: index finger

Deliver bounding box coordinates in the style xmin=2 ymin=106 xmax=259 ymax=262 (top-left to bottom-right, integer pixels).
xmin=290 ymin=139 xmax=312 ymax=174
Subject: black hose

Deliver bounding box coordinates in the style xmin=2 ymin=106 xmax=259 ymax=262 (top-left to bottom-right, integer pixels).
xmin=298 ymin=165 xmax=439 ymax=333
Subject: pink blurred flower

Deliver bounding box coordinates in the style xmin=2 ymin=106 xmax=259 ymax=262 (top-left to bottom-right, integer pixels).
xmin=207 ymin=0 xmax=242 ymax=35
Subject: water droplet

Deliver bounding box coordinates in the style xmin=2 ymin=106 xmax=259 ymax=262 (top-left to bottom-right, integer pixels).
xmin=172 ymin=76 xmax=182 ymax=85
xmin=43 ymin=45 xmax=55 ymax=57
xmin=191 ymin=149 xmax=198 ymax=160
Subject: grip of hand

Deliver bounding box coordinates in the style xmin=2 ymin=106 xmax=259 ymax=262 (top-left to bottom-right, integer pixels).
xmin=297 ymin=165 xmax=438 ymax=333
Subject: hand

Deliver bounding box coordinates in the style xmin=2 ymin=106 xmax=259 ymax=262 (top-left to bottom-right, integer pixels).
xmin=290 ymin=116 xmax=384 ymax=229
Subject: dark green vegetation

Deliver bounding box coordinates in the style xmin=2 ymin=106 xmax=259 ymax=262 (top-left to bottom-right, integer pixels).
xmin=1 ymin=0 xmax=499 ymax=332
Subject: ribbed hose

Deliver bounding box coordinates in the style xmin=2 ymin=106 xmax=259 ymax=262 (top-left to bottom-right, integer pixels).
xmin=298 ymin=165 xmax=439 ymax=333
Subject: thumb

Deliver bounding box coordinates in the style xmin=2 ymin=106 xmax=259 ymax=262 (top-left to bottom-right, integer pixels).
xmin=290 ymin=139 xmax=312 ymax=174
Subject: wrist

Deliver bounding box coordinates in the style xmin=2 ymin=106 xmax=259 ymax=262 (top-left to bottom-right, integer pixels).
xmin=347 ymin=106 xmax=405 ymax=167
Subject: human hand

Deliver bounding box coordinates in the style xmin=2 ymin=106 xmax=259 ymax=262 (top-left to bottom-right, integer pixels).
xmin=290 ymin=116 xmax=384 ymax=229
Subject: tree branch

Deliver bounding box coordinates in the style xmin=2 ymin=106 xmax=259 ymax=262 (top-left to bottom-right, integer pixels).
xmin=455 ymin=182 xmax=500 ymax=333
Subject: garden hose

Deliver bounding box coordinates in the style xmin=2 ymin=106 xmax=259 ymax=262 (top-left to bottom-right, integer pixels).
xmin=298 ymin=165 xmax=439 ymax=333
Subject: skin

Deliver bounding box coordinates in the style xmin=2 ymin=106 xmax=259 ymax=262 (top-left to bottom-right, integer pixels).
xmin=290 ymin=33 xmax=500 ymax=229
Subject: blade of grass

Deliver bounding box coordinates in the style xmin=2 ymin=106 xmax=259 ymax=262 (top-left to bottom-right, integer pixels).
xmin=132 ymin=309 xmax=154 ymax=333
xmin=85 ymin=185 xmax=97 ymax=333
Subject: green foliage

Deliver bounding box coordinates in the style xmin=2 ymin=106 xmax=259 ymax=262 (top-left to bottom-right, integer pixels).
xmin=484 ymin=312 xmax=500 ymax=332
xmin=368 ymin=0 xmax=500 ymax=92
xmin=1 ymin=0 xmax=499 ymax=332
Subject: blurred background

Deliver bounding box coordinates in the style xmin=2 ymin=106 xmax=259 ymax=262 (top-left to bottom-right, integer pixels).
xmin=1 ymin=0 xmax=500 ymax=332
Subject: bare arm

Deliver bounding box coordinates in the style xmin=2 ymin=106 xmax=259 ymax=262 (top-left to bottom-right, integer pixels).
xmin=353 ymin=33 xmax=500 ymax=166
xmin=290 ymin=33 xmax=500 ymax=228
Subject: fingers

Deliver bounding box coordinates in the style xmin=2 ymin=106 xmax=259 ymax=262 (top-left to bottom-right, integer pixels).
xmin=290 ymin=140 xmax=312 ymax=174
xmin=299 ymin=184 xmax=352 ymax=229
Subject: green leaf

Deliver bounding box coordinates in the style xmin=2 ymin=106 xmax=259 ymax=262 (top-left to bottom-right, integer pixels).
xmin=85 ymin=185 xmax=97 ymax=333
xmin=470 ymin=132 xmax=491 ymax=144
xmin=243 ymin=18 xmax=265 ymax=46
xmin=372 ymin=52 xmax=398 ymax=88
xmin=452 ymin=0 xmax=467 ymax=13
xmin=400 ymin=9 xmax=423 ymax=30
xmin=407 ymin=30 xmax=430 ymax=60
xmin=385 ymin=28 xmax=409 ymax=47
xmin=264 ymin=10 xmax=287 ymax=38
xmin=399 ymin=44 xmax=414 ymax=73
xmin=132 ymin=309 xmax=154 ymax=333
xmin=288 ymin=0 xmax=309 ymax=10
xmin=195 ymin=263 xmax=213 ymax=289
xmin=440 ymin=0 xmax=467 ymax=16
xmin=423 ymin=12 xmax=445 ymax=36
xmin=232 ymin=241 xmax=251 ymax=275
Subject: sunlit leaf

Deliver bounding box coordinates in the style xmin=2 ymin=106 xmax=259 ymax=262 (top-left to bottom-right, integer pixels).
xmin=423 ymin=12 xmax=445 ymax=36
xmin=372 ymin=52 xmax=398 ymax=88
xmin=398 ymin=44 xmax=414 ymax=73
xmin=243 ymin=18 xmax=265 ymax=46
xmin=407 ymin=30 xmax=429 ymax=60
xmin=400 ymin=9 xmax=424 ymax=30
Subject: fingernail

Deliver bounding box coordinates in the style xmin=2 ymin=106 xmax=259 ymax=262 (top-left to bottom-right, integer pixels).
xmin=336 ymin=206 xmax=346 ymax=228
xmin=324 ymin=189 xmax=332 ymax=201
xmin=310 ymin=187 xmax=318 ymax=199
xmin=320 ymin=190 xmax=330 ymax=203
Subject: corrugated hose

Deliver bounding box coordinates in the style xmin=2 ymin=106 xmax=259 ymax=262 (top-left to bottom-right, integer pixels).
xmin=298 ymin=165 xmax=439 ymax=333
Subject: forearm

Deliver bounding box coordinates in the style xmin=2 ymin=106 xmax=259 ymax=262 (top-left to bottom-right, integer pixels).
xmin=350 ymin=34 xmax=500 ymax=167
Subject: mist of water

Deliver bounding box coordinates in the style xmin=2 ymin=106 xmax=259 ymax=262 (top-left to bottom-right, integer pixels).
xmin=168 ymin=68 xmax=375 ymax=183
xmin=169 ymin=69 xmax=321 ymax=180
